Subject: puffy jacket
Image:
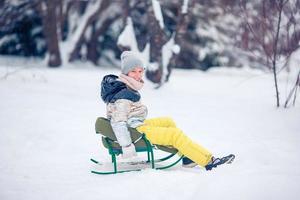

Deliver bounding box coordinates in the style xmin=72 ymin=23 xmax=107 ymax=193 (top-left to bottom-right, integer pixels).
xmin=100 ymin=74 xmax=148 ymax=146
xmin=101 ymin=74 xmax=141 ymax=104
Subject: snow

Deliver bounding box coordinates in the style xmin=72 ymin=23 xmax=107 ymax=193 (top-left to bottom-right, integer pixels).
xmin=70 ymin=1 xmax=100 ymax=45
xmin=60 ymin=0 xmax=102 ymax=64
xmin=0 ymin=57 xmax=300 ymax=200
xmin=146 ymin=61 xmax=159 ymax=71
xmin=151 ymin=0 xmax=165 ymax=29
xmin=8 ymin=0 xmax=21 ymax=6
xmin=0 ymin=35 xmax=17 ymax=47
xmin=162 ymin=35 xmax=177 ymax=82
xmin=117 ymin=17 xmax=150 ymax=70
xmin=182 ymin=0 xmax=189 ymax=14
xmin=117 ymin=17 xmax=139 ymax=52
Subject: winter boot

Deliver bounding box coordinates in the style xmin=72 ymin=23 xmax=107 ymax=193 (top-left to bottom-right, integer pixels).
xmin=205 ymin=154 xmax=235 ymax=171
xmin=121 ymin=143 xmax=137 ymax=159
xmin=182 ymin=157 xmax=197 ymax=168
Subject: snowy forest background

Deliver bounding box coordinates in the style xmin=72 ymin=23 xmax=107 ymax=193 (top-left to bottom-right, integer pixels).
xmin=1 ymin=1 xmax=300 ymax=199
xmin=1 ymin=0 xmax=300 ymax=106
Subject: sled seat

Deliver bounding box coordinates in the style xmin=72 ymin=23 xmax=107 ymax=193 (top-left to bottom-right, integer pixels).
xmin=95 ymin=117 xmax=178 ymax=154
xmin=92 ymin=117 xmax=183 ymax=174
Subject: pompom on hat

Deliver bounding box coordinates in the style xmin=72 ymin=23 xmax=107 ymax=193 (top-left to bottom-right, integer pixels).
xmin=120 ymin=51 xmax=145 ymax=74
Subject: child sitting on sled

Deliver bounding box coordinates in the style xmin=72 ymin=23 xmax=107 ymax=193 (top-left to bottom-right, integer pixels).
xmin=100 ymin=51 xmax=234 ymax=170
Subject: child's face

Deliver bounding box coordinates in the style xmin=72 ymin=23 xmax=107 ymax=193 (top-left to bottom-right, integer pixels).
xmin=127 ymin=67 xmax=144 ymax=81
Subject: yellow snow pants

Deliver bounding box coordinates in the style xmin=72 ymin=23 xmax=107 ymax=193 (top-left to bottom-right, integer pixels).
xmin=136 ymin=117 xmax=212 ymax=167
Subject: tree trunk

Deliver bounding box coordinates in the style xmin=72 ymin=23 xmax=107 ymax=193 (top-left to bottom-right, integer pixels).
xmin=57 ymin=0 xmax=73 ymax=41
xmin=166 ymin=0 xmax=195 ymax=82
xmin=284 ymin=70 xmax=300 ymax=107
xmin=87 ymin=13 xmax=121 ymax=65
xmin=69 ymin=0 xmax=110 ymax=62
xmin=40 ymin=0 xmax=62 ymax=67
xmin=86 ymin=22 xmax=98 ymax=65
xmin=145 ymin=1 xmax=168 ymax=85
xmin=272 ymin=0 xmax=284 ymax=107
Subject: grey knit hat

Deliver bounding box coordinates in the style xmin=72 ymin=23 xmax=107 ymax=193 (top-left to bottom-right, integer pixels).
xmin=120 ymin=51 xmax=145 ymax=74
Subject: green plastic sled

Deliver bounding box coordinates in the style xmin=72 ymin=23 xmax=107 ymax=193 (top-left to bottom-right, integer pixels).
xmin=91 ymin=117 xmax=184 ymax=174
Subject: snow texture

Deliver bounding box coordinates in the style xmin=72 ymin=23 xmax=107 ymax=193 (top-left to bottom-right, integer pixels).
xmin=117 ymin=17 xmax=150 ymax=71
xmin=0 ymin=57 xmax=300 ymax=200
xmin=117 ymin=17 xmax=139 ymax=52
xmin=60 ymin=0 xmax=102 ymax=64
xmin=182 ymin=0 xmax=189 ymax=14
xmin=162 ymin=35 xmax=179 ymax=82
xmin=151 ymin=0 xmax=164 ymax=29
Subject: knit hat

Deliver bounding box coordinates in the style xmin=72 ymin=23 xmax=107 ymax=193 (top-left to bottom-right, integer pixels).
xmin=120 ymin=51 xmax=145 ymax=74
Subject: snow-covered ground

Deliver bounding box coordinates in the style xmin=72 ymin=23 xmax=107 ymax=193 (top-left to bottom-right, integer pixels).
xmin=0 ymin=58 xmax=300 ymax=200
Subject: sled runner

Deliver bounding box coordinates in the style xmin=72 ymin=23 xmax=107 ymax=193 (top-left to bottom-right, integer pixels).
xmin=91 ymin=117 xmax=184 ymax=175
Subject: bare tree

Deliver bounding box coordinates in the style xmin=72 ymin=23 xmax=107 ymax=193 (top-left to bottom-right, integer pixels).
xmin=165 ymin=0 xmax=195 ymax=82
xmin=284 ymin=69 xmax=300 ymax=107
xmin=68 ymin=0 xmax=110 ymax=63
xmin=37 ymin=0 xmax=62 ymax=67
xmin=145 ymin=0 xmax=168 ymax=85
xmin=239 ymin=0 xmax=300 ymax=107
xmin=272 ymin=0 xmax=285 ymax=107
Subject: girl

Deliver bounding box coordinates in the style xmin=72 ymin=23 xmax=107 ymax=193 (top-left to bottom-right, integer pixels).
xmin=100 ymin=51 xmax=234 ymax=170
